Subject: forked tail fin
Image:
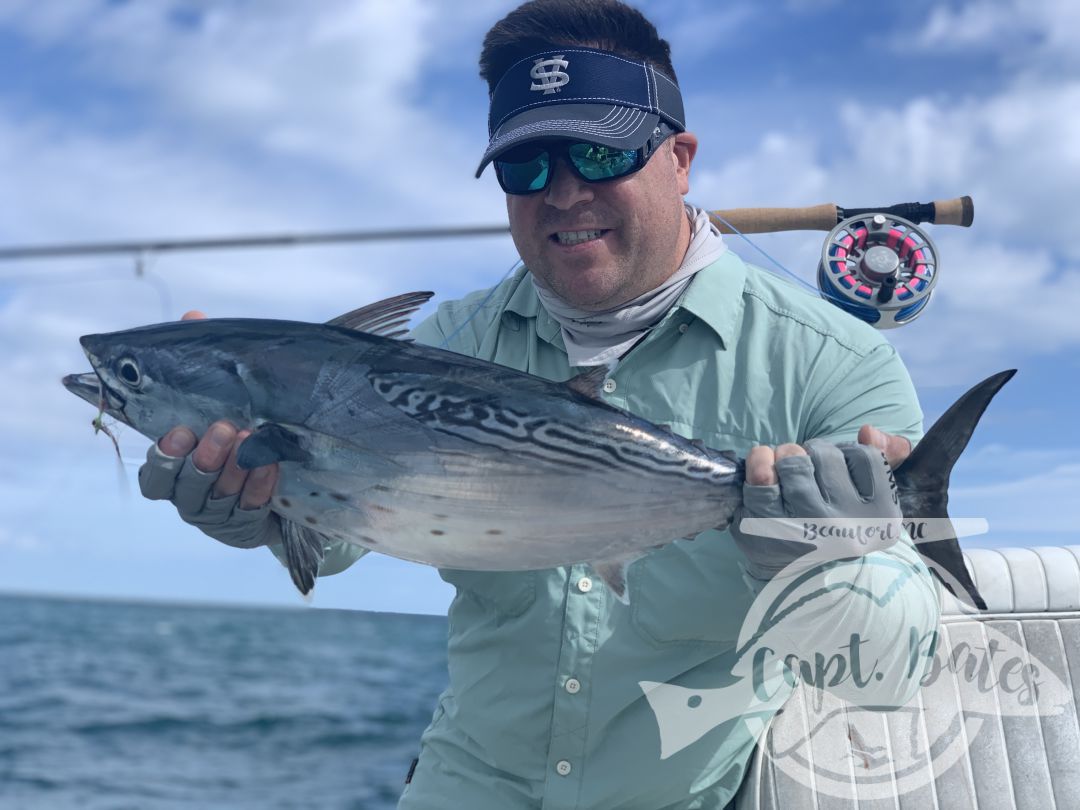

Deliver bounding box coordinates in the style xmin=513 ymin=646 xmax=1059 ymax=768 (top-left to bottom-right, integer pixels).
xmin=894 ymin=369 xmax=1017 ymax=611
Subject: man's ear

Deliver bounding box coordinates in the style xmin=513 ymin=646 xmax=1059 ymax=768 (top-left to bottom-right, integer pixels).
xmin=671 ymin=132 xmax=698 ymax=195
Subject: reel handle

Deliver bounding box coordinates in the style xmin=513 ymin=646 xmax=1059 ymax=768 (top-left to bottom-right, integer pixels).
xmin=709 ymin=196 xmax=974 ymax=234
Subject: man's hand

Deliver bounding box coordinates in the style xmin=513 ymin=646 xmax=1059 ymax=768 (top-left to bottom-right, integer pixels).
xmin=745 ymin=425 xmax=911 ymax=486
xmin=137 ymin=309 xmax=281 ymax=549
xmin=731 ymin=425 xmax=910 ymax=581
xmin=857 ymin=424 xmax=911 ymax=469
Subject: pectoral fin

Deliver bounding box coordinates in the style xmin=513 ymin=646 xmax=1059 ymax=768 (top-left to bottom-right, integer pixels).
xmin=236 ymin=422 xmax=403 ymax=477
xmin=237 ymin=423 xmax=312 ymax=468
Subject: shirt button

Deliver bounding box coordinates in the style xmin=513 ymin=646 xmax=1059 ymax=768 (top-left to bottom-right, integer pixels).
xmin=602 ymin=378 xmax=617 ymax=394
xmin=555 ymin=760 xmax=572 ymax=777
xmin=576 ymin=576 xmax=593 ymax=593
xmin=565 ymin=677 xmax=581 ymax=694
xmin=678 ymin=322 xmax=690 ymax=334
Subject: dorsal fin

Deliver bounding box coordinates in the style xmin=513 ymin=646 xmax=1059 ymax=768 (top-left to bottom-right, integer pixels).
xmin=327 ymin=291 xmax=434 ymax=338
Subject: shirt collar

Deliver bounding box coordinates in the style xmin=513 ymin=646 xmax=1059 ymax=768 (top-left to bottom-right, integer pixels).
xmin=675 ymin=249 xmax=747 ymax=349
xmin=503 ymin=268 xmax=563 ymax=346
xmin=503 ymin=251 xmax=747 ymax=350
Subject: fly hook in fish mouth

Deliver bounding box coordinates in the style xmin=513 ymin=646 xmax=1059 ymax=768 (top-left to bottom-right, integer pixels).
xmin=92 ymin=380 xmax=123 ymax=461
xmin=61 ymin=370 xmax=127 ymax=459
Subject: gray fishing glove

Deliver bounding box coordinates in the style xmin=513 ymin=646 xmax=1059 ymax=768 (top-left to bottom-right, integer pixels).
xmin=138 ymin=442 xmax=282 ymax=549
xmin=730 ymin=439 xmax=902 ymax=581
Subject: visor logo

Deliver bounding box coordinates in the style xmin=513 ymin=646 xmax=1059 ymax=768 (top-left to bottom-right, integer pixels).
xmin=530 ymin=56 xmax=570 ymax=94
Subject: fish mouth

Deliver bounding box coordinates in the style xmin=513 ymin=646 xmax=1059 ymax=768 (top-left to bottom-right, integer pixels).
xmin=62 ymin=370 xmax=128 ymax=423
xmin=62 ymin=371 xmax=102 ymax=406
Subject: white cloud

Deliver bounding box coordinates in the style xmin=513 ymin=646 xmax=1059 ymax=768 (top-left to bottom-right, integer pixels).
xmin=912 ymin=0 xmax=1080 ymax=66
xmin=656 ymin=3 xmax=757 ymax=63
xmin=950 ymin=459 xmax=1080 ymax=535
xmin=837 ymin=82 xmax=1080 ymax=258
xmin=692 ymin=133 xmax=830 ymax=209
xmin=0 ymin=2 xmax=516 ymax=457
xmin=682 ymin=76 xmax=1080 ymax=381
xmin=0 ymin=1 xmax=501 ymax=220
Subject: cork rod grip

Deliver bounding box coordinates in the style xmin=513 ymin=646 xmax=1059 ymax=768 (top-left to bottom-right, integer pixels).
xmin=932 ymin=196 xmax=974 ymax=227
xmin=708 ymin=203 xmax=839 ymax=234
xmin=709 ymin=196 xmax=975 ymax=233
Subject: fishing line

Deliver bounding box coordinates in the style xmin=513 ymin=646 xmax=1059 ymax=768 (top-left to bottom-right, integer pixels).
xmin=709 ymin=211 xmax=819 ymax=296
xmin=438 ymin=257 xmax=523 ymax=349
xmin=134 ymin=251 xmax=174 ymax=321
xmin=0 ymin=257 xmax=175 ymax=321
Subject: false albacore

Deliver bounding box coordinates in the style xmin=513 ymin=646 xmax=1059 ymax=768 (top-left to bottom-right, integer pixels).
xmin=63 ymin=292 xmax=1011 ymax=609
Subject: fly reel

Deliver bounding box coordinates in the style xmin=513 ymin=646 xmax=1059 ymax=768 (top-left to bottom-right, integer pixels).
xmin=817 ymin=213 xmax=939 ymax=329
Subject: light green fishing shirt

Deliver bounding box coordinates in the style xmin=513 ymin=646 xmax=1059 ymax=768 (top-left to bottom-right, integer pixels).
xmin=299 ymin=251 xmax=940 ymax=809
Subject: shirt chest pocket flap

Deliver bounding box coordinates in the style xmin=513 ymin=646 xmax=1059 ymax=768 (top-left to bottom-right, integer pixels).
xmin=440 ymin=568 xmax=538 ymax=619
xmin=629 ymin=531 xmax=756 ymax=646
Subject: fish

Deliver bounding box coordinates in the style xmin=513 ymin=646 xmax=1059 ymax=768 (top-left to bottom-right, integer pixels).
xmin=62 ymin=291 xmax=1012 ymax=609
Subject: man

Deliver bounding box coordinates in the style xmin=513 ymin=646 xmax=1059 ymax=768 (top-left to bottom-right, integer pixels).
xmin=139 ymin=1 xmax=939 ymax=807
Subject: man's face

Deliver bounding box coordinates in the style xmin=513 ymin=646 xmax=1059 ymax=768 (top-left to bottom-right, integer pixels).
xmin=506 ymin=132 xmax=698 ymax=312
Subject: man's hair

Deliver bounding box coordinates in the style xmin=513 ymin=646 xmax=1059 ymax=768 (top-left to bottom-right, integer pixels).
xmin=479 ymin=0 xmax=678 ymax=94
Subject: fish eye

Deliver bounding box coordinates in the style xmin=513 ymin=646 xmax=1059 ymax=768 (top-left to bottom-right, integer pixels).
xmin=117 ymin=357 xmax=141 ymax=388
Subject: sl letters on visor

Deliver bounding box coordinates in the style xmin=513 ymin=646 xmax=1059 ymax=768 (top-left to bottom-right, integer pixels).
xmin=530 ymin=55 xmax=570 ymax=94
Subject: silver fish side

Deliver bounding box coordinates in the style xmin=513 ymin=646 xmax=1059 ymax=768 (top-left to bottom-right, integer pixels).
xmin=63 ymin=292 xmax=1013 ymax=609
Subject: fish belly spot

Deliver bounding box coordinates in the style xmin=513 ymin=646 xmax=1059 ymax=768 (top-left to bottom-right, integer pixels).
xmin=305 ymin=515 xmax=319 ymax=525
xmin=360 ymin=535 xmax=379 ymax=545
xmin=280 ymin=497 xmax=293 ymax=508
xmin=330 ymin=492 xmax=349 ymax=502
xmin=486 ymin=529 xmax=504 ymax=535
xmin=430 ymin=529 xmax=445 ymax=536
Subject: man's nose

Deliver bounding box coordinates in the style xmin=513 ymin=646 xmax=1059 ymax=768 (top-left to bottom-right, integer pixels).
xmin=544 ymin=156 xmax=594 ymax=209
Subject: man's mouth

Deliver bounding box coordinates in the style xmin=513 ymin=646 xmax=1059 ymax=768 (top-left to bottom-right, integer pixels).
xmin=551 ymin=229 xmax=610 ymax=246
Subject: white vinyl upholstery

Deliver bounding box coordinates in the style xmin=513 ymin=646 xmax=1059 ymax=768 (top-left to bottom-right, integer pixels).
xmin=946 ymin=546 xmax=1080 ymax=614
xmin=736 ymin=545 xmax=1080 ymax=809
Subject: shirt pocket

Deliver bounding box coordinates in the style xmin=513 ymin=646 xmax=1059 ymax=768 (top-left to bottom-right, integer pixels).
xmin=629 ymin=531 xmax=756 ymax=647
xmin=439 ymin=569 xmax=538 ymax=620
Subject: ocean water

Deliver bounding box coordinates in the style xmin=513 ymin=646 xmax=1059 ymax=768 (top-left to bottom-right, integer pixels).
xmin=0 ymin=593 xmax=449 ymax=809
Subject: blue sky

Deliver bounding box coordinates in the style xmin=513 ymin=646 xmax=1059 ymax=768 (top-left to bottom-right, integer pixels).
xmin=1 ymin=0 xmax=1078 ymax=615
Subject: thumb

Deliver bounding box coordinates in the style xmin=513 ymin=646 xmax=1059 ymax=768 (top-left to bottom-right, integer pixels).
xmin=858 ymin=424 xmax=911 ymax=468
xmin=181 ymin=310 xmax=207 ymax=321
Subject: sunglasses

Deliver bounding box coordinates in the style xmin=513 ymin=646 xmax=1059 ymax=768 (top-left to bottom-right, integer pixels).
xmin=494 ymin=123 xmax=677 ymax=195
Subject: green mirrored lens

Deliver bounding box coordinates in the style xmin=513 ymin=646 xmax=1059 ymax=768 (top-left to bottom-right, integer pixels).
xmin=496 ymin=152 xmax=550 ymax=193
xmin=568 ymin=143 xmax=639 ymax=180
